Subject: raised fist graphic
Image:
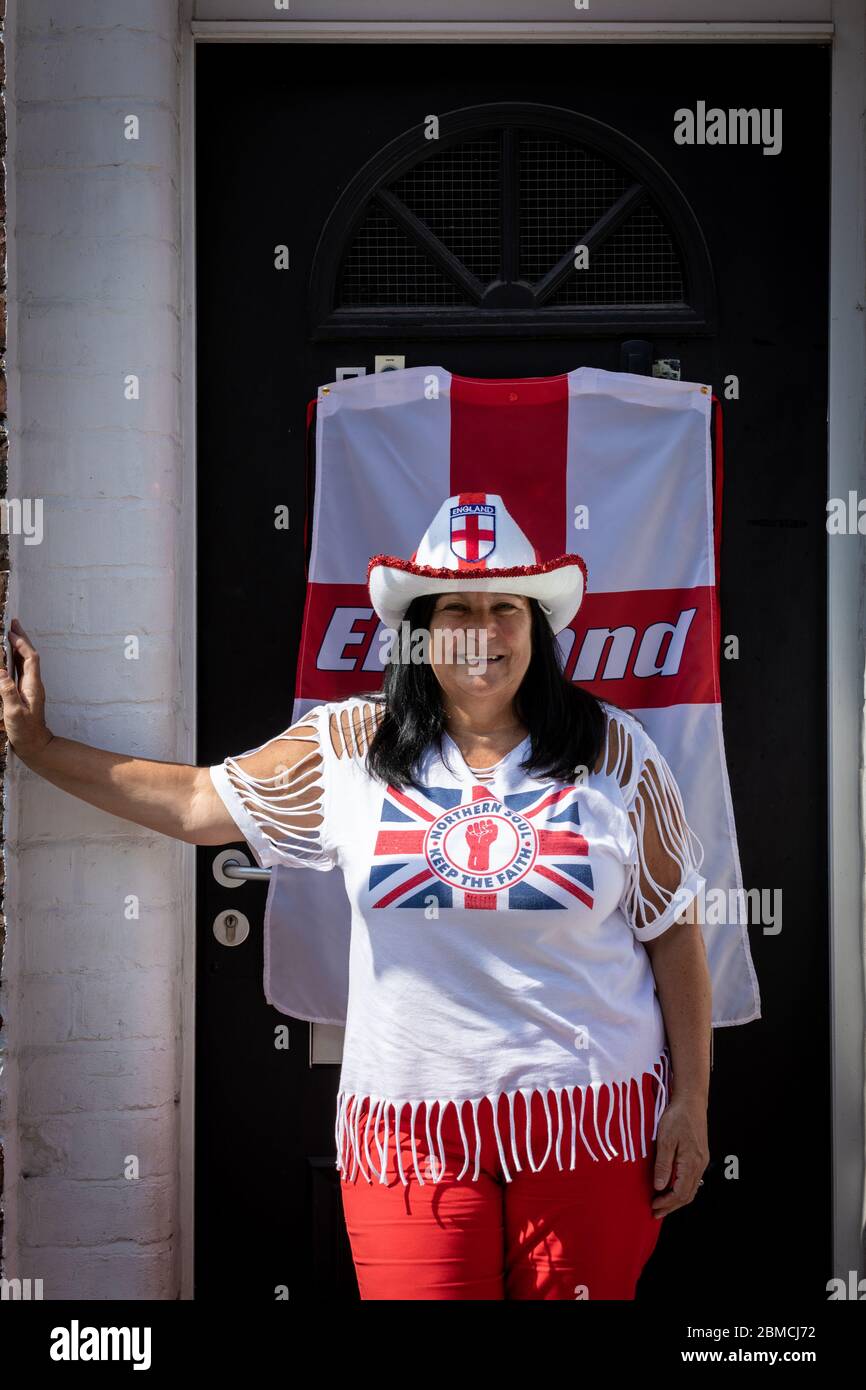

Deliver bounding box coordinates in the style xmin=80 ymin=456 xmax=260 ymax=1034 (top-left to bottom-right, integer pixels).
xmin=465 ymin=818 xmax=499 ymax=871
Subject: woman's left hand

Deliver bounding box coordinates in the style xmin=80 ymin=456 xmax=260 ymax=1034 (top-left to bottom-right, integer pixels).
xmin=651 ymin=1095 xmax=709 ymax=1219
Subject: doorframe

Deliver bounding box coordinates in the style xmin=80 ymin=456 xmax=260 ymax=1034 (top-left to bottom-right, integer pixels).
xmin=180 ymin=3 xmax=865 ymax=1299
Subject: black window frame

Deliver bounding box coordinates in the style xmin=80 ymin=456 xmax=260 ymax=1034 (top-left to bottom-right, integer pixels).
xmin=309 ymin=101 xmax=717 ymax=340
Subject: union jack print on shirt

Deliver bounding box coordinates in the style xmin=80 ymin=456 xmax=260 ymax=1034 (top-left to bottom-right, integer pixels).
xmin=368 ymin=780 xmax=593 ymax=911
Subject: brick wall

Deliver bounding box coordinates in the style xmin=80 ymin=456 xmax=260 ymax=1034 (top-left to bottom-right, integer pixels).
xmin=0 ymin=0 xmax=7 ymax=1272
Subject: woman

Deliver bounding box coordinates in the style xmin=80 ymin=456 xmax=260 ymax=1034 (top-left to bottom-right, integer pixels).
xmin=0 ymin=490 xmax=712 ymax=1301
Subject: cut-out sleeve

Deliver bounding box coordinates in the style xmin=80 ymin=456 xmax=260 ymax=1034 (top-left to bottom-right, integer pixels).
xmin=208 ymin=697 xmax=386 ymax=872
xmin=614 ymin=718 xmax=707 ymax=942
xmin=208 ymin=703 xmax=337 ymax=871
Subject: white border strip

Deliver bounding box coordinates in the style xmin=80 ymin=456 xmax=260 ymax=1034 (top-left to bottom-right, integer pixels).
xmin=191 ymin=20 xmax=833 ymax=42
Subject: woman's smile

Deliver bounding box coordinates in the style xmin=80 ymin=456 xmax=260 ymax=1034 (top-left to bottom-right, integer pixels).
xmin=465 ymin=652 xmax=505 ymax=664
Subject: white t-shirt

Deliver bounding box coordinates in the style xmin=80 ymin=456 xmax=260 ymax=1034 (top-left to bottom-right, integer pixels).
xmin=209 ymin=695 xmax=706 ymax=1186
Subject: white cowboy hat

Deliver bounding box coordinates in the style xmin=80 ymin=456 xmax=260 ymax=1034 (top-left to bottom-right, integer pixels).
xmin=367 ymin=492 xmax=588 ymax=635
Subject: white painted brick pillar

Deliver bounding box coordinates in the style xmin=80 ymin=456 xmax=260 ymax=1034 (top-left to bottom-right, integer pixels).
xmin=2 ymin=0 xmax=187 ymax=1298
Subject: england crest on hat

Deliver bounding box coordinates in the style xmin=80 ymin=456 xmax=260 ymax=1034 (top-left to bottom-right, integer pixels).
xmin=450 ymin=501 xmax=496 ymax=563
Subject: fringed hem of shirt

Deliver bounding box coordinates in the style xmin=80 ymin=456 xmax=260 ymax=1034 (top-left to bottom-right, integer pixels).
xmin=335 ymin=1048 xmax=672 ymax=1186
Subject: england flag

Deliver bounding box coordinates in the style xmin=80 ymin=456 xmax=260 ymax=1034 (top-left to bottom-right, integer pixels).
xmin=262 ymin=365 xmax=760 ymax=1031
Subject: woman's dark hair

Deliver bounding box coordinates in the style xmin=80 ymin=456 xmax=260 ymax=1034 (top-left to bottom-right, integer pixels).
xmin=360 ymin=592 xmax=609 ymax=790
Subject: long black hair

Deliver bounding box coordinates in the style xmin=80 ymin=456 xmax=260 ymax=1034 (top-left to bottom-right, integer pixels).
xmin=359 ymin=592 xmax=608 ymax=790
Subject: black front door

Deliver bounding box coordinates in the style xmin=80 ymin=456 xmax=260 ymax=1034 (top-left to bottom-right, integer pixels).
xmin=196 ymin=40 xmax=829 ymax=1300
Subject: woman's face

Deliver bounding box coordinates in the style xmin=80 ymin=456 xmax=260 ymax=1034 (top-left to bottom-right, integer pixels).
xmin=427 ymin=591 xmax=533 ymax=707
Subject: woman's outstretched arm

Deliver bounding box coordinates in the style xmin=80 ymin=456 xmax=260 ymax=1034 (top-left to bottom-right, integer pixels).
xmin=0 ymin=618 xmax=297 ymax=847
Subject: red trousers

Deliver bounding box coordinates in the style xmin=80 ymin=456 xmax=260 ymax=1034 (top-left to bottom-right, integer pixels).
xmin=340 ymin=1070 xmax=665 ymax=1300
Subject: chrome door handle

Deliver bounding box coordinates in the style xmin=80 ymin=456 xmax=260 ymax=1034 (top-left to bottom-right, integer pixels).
xmin=222 ymin=858 xmax=271 ymax=882
xmin=212 ymin=848 xmax=272 ymax=887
